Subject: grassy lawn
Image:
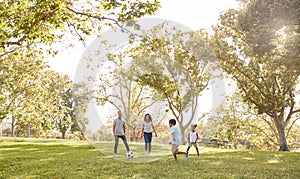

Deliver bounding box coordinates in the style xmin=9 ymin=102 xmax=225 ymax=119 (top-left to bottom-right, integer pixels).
xmin=0 ymin=138 xmax=299 ymax=178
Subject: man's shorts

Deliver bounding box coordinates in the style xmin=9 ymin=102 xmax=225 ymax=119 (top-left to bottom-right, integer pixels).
xmin=188 ymin=142 xmax=197 ymax=148
xmin=171 ymin=144 xmax=179 ymax=153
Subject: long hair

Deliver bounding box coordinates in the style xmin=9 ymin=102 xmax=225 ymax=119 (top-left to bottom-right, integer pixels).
xmin=144 ymin=113 xmax=152 ymax=122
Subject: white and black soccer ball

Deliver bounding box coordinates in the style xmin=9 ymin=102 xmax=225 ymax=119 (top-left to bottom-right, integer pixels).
xmin=126 ymin=151 xmax=134 ymax=159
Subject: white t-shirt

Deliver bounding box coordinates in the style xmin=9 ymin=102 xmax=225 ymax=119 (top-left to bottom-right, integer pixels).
xmin=114 ymin=118 xmax=125 ymax=136
xmin=143 ymin=121 xmax=152 ymax=133
xmin=189 ymin=131 xmax=197 ymax=143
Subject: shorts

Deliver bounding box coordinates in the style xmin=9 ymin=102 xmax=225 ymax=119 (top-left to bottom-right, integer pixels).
xmin=171 ymin=144 xmax=179 ymax=153
xmin=188 ymin=142 xmax=197 ymax=148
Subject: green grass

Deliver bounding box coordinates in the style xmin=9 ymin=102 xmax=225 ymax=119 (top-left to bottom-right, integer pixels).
xmin=0 ymin=137 xmax=299 ymax=178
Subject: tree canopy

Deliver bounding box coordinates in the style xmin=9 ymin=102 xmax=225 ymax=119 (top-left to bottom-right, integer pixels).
xmin=0 ymin=0 xmax=160 ymax=57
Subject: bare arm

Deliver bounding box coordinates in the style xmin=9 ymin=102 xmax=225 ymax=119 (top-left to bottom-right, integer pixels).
xmin=141 ymin=124 xmax=144 ymax=138
xmin=112 ymin=123 xmax=116 ymax=136
xmin=123 ymin=124 xmax=126 ymax=135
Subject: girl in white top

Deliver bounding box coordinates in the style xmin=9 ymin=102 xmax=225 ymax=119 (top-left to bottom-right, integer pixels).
xmin=141 ymin=114 xmax=157 ymax=154
xmin=185 ymin=124 xmax=200 ymax=159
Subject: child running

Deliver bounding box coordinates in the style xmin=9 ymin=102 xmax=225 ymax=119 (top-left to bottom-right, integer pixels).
xmin=169 ymin=119 xmax=187 ymax=161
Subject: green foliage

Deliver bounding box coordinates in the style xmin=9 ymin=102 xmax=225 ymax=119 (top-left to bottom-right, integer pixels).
xmin=70 ymin=83 xmax=91 ymax=137
xmin=0 ymin=138 xmax=299 ymax=178
xmin=0 ymin=50 xmax=48 ymax=128
xmin=0 ymin=0 xmax=160 ymax=57
xmin=0 ymin=49 xmax=89 ymax=138
xmin=49 ymin=73 xmax=73 ymax=139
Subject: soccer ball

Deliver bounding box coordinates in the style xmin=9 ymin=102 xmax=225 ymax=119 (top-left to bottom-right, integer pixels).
xmin=126 ymin=151 xmax=134 ymax=159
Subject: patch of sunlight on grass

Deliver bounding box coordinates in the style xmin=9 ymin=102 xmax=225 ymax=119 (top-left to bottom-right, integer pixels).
xmin=243 ymin=157 xmax=255 ymax=160
xmin=199 ymin=147 xmax=238 ymax=153
xmin=210 ymin=161 xmax=224 ymax=165
xmin=24 ymin=148 xmax=40 ymax=151
xmin=54 ymin=152 xmax=67 ymax=156
xmin=266 ymin=159 xmax=281 ymax=164
xmin=0 ymin=147 xmax=21 ymax=151
xmin=39 ymin=158 xmax=55 ymax=162
xmin=274 ymin=154 xmax=284 ymax=157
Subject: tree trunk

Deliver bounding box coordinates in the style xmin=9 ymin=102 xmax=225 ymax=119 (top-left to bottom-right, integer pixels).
xmin=127 ymin=127 xmax=131 ymax=142
xmin=274 ymin=116 xmax=289 ymax=151
xmin=62 ymin=131 xmax=65 ymax=139
xmin=11 ymin=116 xmax=16 ymax=137
xmin=26 ymin=123 xmax=31 ymax=138
xmin=178 ymin=122 xmax=186 ymax=145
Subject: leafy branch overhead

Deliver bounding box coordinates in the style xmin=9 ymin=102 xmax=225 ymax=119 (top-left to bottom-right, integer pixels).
xmin=0 ymin=0 xmax=160 ymax=56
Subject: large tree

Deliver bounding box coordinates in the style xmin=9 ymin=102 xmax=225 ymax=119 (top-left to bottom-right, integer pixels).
xmin=0 ymin=50 xmax=48 ymax=136
xmin=48 ymin=72 xmax=73 ymax=139
xmin=211 ymin=0 xmax=300 ymax=151
xmin=128 ymin=24 xmax=214 ymax=143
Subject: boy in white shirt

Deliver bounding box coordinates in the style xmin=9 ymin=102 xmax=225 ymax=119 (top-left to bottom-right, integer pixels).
xmin=185 ymin=124 xmax=200 ymax=159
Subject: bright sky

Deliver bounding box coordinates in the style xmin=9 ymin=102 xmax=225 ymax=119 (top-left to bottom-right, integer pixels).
xmin=48 ymin=0 xmax=239 ymax=79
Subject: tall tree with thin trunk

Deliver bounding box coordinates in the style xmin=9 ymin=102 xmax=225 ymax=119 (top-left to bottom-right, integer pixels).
xmin=95 ymin=53 xmax=165 ymax=141
xmin=128 ymin=24 xmax=214 ymax=143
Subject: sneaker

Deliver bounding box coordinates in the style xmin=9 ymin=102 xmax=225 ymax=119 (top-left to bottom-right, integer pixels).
xmin=197 ymin=154 xmax=200 ymax=157
xmin=185 ymin=152 xmax=189 ymax=159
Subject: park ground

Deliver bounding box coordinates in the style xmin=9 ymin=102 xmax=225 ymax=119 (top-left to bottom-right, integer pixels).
xmin=0 ymin=137 xmax=299 ymax=178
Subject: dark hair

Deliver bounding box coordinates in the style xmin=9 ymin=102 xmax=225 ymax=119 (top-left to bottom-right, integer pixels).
xmin=169 ymin=119 xmax=176 ymax=125
xmin=192 ymin=124 xmax=197 ymax=128
xmin=144 ymin=114 xmax=152 ymax=121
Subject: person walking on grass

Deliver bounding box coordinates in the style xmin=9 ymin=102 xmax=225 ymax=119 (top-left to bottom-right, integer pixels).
xmin=169 ymin=119 xmax=186 ymax=161
xmin=113 ymin=110 xmax=130 ymax=155
xmin=185 ymin=124 xmax=200 ymax=159
xmin=141 ymin=113 xmax=157 ymax=154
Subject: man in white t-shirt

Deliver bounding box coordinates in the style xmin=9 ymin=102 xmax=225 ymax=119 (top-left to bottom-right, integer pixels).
xmin=113 ymin=110 xmax=130 ymax=154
